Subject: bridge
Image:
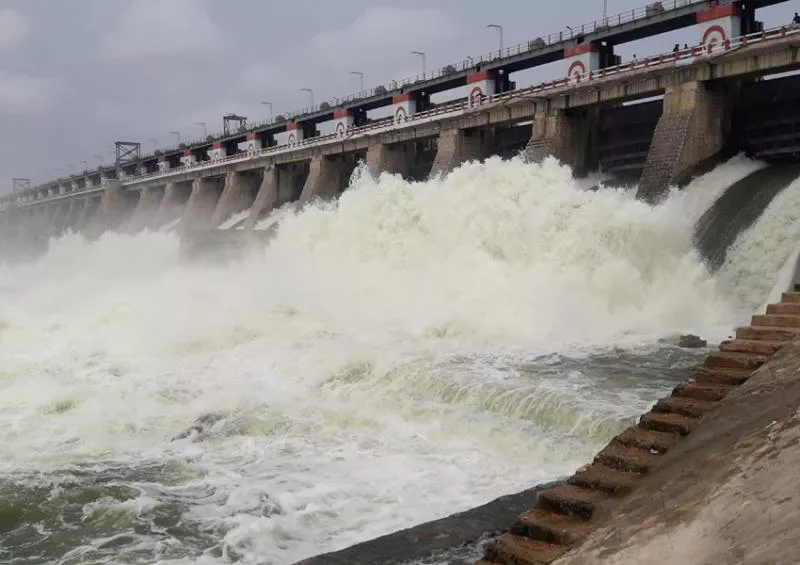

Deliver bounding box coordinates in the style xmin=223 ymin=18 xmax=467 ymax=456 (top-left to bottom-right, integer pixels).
xmin=2 ymin=0 xmax=800 ymax=251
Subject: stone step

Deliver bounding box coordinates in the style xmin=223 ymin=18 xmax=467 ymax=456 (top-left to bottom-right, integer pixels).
xmin=639 ymin=411 xmax=697 ymax=436
xmin=512 ymin=508 xmax=592 ymax=546
xmin=614 ymin=426 xmax=680 ymax=453
xmin=654 ymin=396 xmax=717 ymax=418
xmin=767 ymin=303 xmax=800 ymax=315
xmin=704 ymin=351 xmax=768 ymax=371
xmin=536 ymin=484 xmax=607 ymax=520
xmin=719 ymin=338 xmax=786 ymax=355
xmin=781 ymin=292 xmax=800 ymax=303
xmin=672 ymin=381 xmax=734 ymax=402
xmin=568 ymin=463 xmax=641 ymax=495
xmin=485 ymin=533 xmax=568 ymax=565
xmin=751 ymin=314 xmax=800 ymax=328
xmin=736 ymin=325 xmax=800 ymax=342
xmin=595 ymin=441 xmax=659 ymax=473
xmin=692 ymin=366 xmax=753 ymax=386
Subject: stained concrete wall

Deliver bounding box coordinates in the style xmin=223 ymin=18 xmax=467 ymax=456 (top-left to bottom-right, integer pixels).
xmin=245 ymin=166 xmax=279 ymax=230
xmin=429 ymin=128 xmax=493 ymax=177
xmin=153 ymin=182 xmax=193 ymax=229
xmin=209 ymin=171 xmax=261 ymax=228
xmin=365 ymin=141 xmax=414 ymax=178
xmin=525 ymin=108 xmax=597 ymax=175
xmin=85 ymin=181 xmax=139 ymax=238
xmin=637 ymin=81 xmax=732 ymax=204
xmin=128 ymin=186 xmax=165 ymax=233
xmin=299 ymin=154 xmax=357 ymax=204
xmin=182 ymin=177 xmax=225 ymax=231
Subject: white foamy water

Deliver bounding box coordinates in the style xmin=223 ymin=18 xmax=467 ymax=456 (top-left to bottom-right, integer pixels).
xmin=219 ymin=210 xmax=251 ymax=230
xmin=161 ymin=217 xmax=183 ymax=233
xmin=718 ymin=175 xmax=800 ymax=314
xmin=0 ymin=156 xmax=774 ymax=564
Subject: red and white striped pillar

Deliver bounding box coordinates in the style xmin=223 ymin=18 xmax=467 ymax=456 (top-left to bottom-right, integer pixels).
xmin=392 ymin=93 xmax=416 ymax=125
xmin=696 ymin=2 xmax=741 ymax=50
xmin=333 ymin=109 xmax=354 ymax=138
xmin=286 ymin=123 xmax=304 ymax=146
xmin=564 ymin=42 xmax=600 ymax=82
xmin=467 ymin=70 xmax=496 ymax=107
xmin=208 ymin=142 xmax=226 ymax=161
xmin=181 ymin=149 xmax=196 ymax=167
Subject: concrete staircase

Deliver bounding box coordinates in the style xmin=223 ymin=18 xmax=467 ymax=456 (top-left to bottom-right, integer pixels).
xmin=478 ymin=292 xmax=800 ymax=565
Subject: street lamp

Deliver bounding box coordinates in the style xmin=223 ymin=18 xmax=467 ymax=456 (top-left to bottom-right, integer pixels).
xmin=411 ymin=51 xmax=426 ymax=76
xmin=487 ymin=24 xmax=504 ymax=52
xmin=300 ymin=88 xmax=314 ymax=108
xmin=195 ymin=122 xmax=207 ymax=137
xmin=260 ymin=101 xmax=273 ymax=122
xmin=350 ymin=71 xmax=364 ymax=92
xmin=147 ymin=137 xmax=158 ymax=151
xmin=603 ymin=0 xmax=608 ymax=20
xmin=170 ymin=130 xmax=181 ymax=144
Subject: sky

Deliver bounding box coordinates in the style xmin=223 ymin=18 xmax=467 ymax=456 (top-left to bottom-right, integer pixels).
xmin=0 ymin=0 xmax=792 ymax=193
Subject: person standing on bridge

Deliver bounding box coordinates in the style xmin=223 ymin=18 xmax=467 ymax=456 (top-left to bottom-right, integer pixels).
xmin=793 ymin=12 xmax=800 ymax=27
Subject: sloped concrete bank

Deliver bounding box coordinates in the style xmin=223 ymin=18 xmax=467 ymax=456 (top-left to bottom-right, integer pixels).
xmin=479 ymin=292 xmax=800 ymax=565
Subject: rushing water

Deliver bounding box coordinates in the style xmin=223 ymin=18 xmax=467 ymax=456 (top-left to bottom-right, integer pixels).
xmin=0 ymin=156 xmax=797 ymax=565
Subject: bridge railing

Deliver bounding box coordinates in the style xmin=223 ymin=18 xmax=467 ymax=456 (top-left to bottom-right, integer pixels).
xmin=7 ymin=24 xmax=800 ymax=206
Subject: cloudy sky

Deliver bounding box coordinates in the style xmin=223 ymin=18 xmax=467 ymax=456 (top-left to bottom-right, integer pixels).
xmin=0 ymin=0 xmax=791 ymax=193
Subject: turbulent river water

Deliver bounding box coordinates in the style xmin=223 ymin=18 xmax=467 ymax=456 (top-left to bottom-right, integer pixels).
xmin=1 ymin=156 xmax=798 ymax=564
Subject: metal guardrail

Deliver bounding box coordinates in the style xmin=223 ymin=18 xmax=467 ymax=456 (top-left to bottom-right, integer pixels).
xmin=4 ymin=23 xmax=798 ymax=210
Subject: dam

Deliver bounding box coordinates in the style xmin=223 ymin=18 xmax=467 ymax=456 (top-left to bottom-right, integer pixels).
xmin=3 ymin=2 xmax=800 ymax=565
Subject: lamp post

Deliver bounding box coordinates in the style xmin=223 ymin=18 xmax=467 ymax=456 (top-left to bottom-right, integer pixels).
xmin=350 ymin=71 xmax=364 ymax=92
xmin=195 ymin=122 xmax=207 ymax=137
xmin=411 ymin=51 xmax=426 ymax=76
xmin=169 ymin=130 xmax=181 ymax=145
xmin=300 ymin=88 xmax=314 ymax=108
xmin=260 ymin=101 xmax=273 ymax=122
xmin=487 ymin=24 xmax=504 ymax=52
xmin=603 ymin=0 xmax=608 ymax=21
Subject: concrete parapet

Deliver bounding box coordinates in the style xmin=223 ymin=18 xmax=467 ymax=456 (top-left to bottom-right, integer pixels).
xmin=637 ymin=81 xmax=731 ymax=203
xmin=245 ymin=166 xmax=279 ymax=230
xmin=429 ymin=128 xmax=492 ymax=178
xmin=365 ymin=141 xmax=414 ymax=178
xmin=299 ymin=154 xmax=352 ymax=204
xmin=525 ymin=108 xmax=596 ymax=175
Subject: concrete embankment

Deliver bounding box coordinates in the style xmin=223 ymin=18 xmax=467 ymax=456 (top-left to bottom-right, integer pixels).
xmin=480 ymin=293 xmax=800 ymax=565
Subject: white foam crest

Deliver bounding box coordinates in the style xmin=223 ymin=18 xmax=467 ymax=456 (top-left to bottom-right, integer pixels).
xmin=160 ymin=217 xmax=182 ymax=233
xmin=717 ymin=176 xmax=800 ymax=314
xmin=254 ymin=202 xmax=296 ymax=231
xmin=218 ymin=210 xmax=250 ymax=230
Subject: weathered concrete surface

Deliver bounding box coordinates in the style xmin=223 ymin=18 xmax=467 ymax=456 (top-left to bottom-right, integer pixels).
xmin=244 ymin=166 xmax=279 ymax=230
xmin=637 ymin=81 xmax=732 ymax=203
xmin=365 ymin=141 xmax=414 ymax=178
xmin=526 ymin=109 xmax=596 ymax=175
xmin=209 ymin=171 xmax=257 ymax=228
xmin=182 ymin=177 xmax=224 ymax=231
xmin=127 ymin=186 xmax=164 ymax=233
xmin=299 ymin=154 xmax=353 ymax=204
xmin=553 ymin=338 xmax=800 ymax=565
xmin=430 ymin=128 xmax=493 ymax=177
xmin=295 ymin=483 xmax=558 ymax=565
xmin=85 ymin=180 xmax=132 ymax=237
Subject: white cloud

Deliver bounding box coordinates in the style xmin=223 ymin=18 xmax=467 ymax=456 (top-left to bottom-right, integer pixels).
xmin=0 ymin=71 xmax=61 ymax=116
xmin=0 ymin=9 xmax=31 ymax=53
xmin=101 ymin=0 xmax=223 ymax=65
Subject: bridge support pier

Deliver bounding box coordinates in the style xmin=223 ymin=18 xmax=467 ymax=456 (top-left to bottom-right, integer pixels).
xmin=86 ymin=180 xmax=135 ymax=238
xmin=637 ymin=81 xmax=732 ymax=204
xmin=429 ymin=128 xmax=493 ymax=177
xmin=299 ymin=154 xmax=353 ymax=205
xmin=210 ymin=171 xmax=258 ymax=228
xmin=245 ymin=166 xmax=279 ymax=230
xmin=525 ymin=108 xmax=597 ymax=175
xmin=128 ymin=187 xmax=164 ymax=233
xmin=365 ymin=141 xmax=414 ymax=178
xmin=183 ymin=177 xmax=225 ymax=231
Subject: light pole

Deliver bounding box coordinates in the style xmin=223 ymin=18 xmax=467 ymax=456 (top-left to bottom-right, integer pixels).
xmin=260 ymin=101 xmax=273 ymax=122
xmin=147 ymin=137 xmax=158 ymax=151
xmin=350 ymin=71 xmax=364 ymax=92
xmin=487 ymin=24 xmax=504 ymax=52
xmin=170 ymin=130 xmax=181 ymax=145
xmin=603 ymin=0 xmax=608 ymax=21
xmin=300 ymin=88 xmax=314 ymax=108
xmin=411 ymin=51 xmax=426 ymax=76
xmin=195 ymin=122 xmax=207 ymax=137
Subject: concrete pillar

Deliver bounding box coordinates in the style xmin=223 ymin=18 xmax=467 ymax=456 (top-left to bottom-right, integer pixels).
xmin=245 ymin=166 xmax=279 ymax=230
xmin=525 ymin=108 xmax=597 ymax=175
xmin=637 ymin=81 xmax=731 ymax=204
xmin=467 ymin=70 xmax=496 ymax=107
xmin=77 ymin=197 xmax=101 ymax=233
xmin=182 ymin=177 xmax=223 ymax=231
xmin=429 ymin=128 xmax=493 ymax=178
xmin=298 ymin=155 xmax=351 ymax=204
xmin=393 ymin=93 xmax=416 ymax=125
xmin=128 ymin=187 xmax=165 ymax=233
xmin=210 ymin=171 xmax=256 ymax=228
xmin=86 ymin=180 xmax=130 ymax=237
xmin=365 ymin=142 xmax=414 ymax=178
